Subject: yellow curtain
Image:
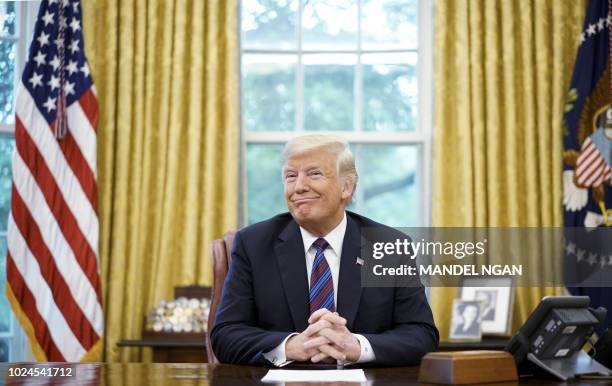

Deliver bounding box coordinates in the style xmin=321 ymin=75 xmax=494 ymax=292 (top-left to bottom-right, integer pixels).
xmin=81 ymin=0 xmax=239 ymax=361
xmin=432 ymin=0 xmax=586 ymax=340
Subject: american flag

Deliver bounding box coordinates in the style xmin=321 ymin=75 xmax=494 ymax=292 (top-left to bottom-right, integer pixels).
xmin=5 ymin=0 xmax=103 ymax=361
xmin=563 ymin=0 xmax=612 ymax=330
xmin=575 ymin=135 xmax=612 ymax=188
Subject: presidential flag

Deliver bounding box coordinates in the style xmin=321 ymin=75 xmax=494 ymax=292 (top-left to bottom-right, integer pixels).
xmin=562 ymin=0 xmax=612 ymax=329
xmin=5 ymin=0 xmax=103 ymax=361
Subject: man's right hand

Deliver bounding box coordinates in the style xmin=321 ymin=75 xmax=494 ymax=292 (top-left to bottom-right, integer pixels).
xmin=285 ymin=333 xmax=321 ymax=362
xmin=286 ymin=309 xmax=349 ymax=362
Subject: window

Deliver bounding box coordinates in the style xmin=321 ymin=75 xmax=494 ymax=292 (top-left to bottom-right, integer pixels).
xmin=0 ymin=1 xmax=39 ymax=362
xmin=241 ymin=0 xmax=432 ymax=227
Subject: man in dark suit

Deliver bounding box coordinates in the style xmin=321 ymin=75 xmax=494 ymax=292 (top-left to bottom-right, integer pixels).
xmin=211 ymin=134 xmax=439 ymax=367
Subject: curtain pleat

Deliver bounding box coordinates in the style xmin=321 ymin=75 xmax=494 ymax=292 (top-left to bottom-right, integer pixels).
xmin=82 ymin=0 xmax=239 ymax=361
xmin=432 ymin=0 xmax=586 ymax=340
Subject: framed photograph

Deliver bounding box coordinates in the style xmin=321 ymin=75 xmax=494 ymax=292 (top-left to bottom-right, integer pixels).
xmin=460 ymin=277 xmax=514 ymax=336
xmin=450 ymin=299 xmax=482 ymax=341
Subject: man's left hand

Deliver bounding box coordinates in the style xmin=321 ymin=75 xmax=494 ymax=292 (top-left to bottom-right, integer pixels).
xmin=303 ymin=309 xmax=361 ymax=363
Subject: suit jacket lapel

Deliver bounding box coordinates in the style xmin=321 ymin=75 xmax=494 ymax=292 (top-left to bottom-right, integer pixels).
xmin=337 ymin=215 xmax=363 ymax=330
xmin=274 ymin=220 xmax=310 ymax=332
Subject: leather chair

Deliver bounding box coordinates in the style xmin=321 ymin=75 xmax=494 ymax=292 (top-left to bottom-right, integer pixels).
xmin=206 ymin=231 xmax=236 ymax=364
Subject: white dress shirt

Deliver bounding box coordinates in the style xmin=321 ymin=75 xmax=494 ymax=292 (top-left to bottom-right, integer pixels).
xmin=264 ymin=212 xmax=376 ymax=366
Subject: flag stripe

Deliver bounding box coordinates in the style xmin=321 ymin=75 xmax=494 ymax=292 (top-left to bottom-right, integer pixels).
xmin=77 ymin=88 xmax=99 ymax=132
xmin=54 ymin=123 xmax=98 ymax=211
xmin=576 ymin=151 xmax=603 ymax=181
xmin=16 ymin=88 xmax=99 ymax=253
xmin=6 ymin=253 xmax=65 ymax=361
xmin=10 ymin=185 xmax=100 ymax=349
xmin=66 ymin=100 xmax=97 ymax=178
xmin=576 ymin=139 xmax=595 ymax=168
xmin=8 ymin=215 xmax=87 ymax=360
xmin=576 ymin=147 xmax=598 ymax=175
xmin=10 ymin=147 xmax=103 ymax=333
xmin=15 ymin=117 xmax=103 ymax=302
xmin=581 ymin=157 xmax=605 ymax=186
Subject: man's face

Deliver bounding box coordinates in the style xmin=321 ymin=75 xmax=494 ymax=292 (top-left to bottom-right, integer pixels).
xmin=462 ymin=305 xmax=478 ymax=322
xmin=475 ymin=292 xmax=491 ymax=307
xmin=283 ymin=150 xmax=351 ymax=232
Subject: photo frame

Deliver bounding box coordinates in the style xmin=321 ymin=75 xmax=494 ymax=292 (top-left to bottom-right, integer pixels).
xmin=449 ymin=299 xmax=482 ymax=342
xmin=459 ymin=277 xmax=515 ymax=336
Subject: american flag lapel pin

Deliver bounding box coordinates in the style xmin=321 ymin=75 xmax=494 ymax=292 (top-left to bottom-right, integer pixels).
xmin=356 ymin=257 xmax=364 ymax=266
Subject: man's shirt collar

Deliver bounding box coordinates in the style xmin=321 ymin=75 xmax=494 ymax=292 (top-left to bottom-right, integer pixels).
xmin=299 ymin=212 xmax=347 ymax=256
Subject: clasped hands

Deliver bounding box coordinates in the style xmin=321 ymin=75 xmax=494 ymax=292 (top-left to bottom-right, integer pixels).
xmin=285 ymin=308 xmax=361 ymax=363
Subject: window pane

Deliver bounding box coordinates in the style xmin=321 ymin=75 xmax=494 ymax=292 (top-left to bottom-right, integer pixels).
xmin=246 ymin=144 xmax=286 ymax=224
xmin=242 ymin=0 xmax=297 ymax=49
xmin=247 ymin=144 xmax=420 ymax=227
xmin=302 ymin=0 xmax=357 ymax=50
xmin=243 ymin=55 xmax=296 ymax=131
xmin=0 ymin=2 xmax=16 ymax=36
xmin=361 ymin=0 xmax=417 ymax=50
xmin=354 ymin=145 xmax=419 ymax=227
xmin=304 ymin=54 xmax=354 ymax=131
xmin=362 ymin=53 xmax=417 ymax=132
xmin=0 ymin=235 xmax=10 ymax=334
xmin=0 ymin=337 xmax=8 ymax=362
xmin=0 ymin=136 xmax=14 ymax=232
xmin=0 ymin=40 xmax=15 ymax=124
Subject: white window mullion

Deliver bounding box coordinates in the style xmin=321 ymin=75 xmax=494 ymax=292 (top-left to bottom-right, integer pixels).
xmin=354 ymin=144 xmax=364 ymax=213
xmin=417 ymin=0 xmax=434 ymax=227
xmin=296 ymin=0 xmax=304 ymax=132
xmin=354 ymin=0 xmax=362 ymax=133
xmin=237 ymin=0 xmax=246 ymax=227
xmin=246 ymin=130 xmax=426 ymax=144
xmin=243 ymin=48 xmax=418 ymax=55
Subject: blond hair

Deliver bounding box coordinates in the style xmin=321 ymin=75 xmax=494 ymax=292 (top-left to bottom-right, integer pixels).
xmin=282 ymin=134 xmax=358 ymax=199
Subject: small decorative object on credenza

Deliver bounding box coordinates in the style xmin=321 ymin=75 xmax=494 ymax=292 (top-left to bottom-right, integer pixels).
xmin=141 ymin=285 xmax=211 ymax=346
xmin=117 ymin=286 xmax=211 ymax=363
xmin=145 ymin=296 xmax=211 ymax=333
xmin=142 ymin=285 xmax=210 ymax=362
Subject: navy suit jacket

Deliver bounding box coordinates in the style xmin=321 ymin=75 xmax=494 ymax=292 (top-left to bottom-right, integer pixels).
xmin=210 ymin=211 xmax=439 ymax=366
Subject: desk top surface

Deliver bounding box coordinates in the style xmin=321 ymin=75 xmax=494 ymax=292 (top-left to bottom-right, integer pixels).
xmin=1 ymin=362 xmax=610 ymax=385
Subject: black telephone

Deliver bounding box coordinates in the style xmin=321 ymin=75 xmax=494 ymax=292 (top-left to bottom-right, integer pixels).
xmin=505 ymin=296 xmax=611 ymax=380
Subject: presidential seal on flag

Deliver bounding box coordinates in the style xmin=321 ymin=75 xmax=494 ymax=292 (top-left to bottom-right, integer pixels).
xmin=564 ymin=108 xmax=612 ymax=227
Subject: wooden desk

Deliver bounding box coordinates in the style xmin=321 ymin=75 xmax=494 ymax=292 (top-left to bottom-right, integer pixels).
xmin=116 ymin=338 xmax=507 ymax=363
xmin=1 ymin=363 xmax=610 ymax=385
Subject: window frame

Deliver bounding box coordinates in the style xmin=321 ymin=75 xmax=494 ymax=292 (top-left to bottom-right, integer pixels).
xmin=240 ymin=0 xmax=434 ymax=227
xmin=0 ymin=1 xmax=36 ymax=133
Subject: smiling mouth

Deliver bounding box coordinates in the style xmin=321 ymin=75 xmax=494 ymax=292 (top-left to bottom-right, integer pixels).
xmin=293 ymin=197 xmax=318 ymax=204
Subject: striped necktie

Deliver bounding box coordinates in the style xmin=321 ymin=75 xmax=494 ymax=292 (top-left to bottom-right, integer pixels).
xmin=309 ymin=238 xmax=335 ymax=314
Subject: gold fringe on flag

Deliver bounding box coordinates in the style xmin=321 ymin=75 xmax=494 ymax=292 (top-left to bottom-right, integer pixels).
xmin=5 ymin=284 xmax=47 ymax=361
xmin=5 ymin=284 xmax=104 ymax=362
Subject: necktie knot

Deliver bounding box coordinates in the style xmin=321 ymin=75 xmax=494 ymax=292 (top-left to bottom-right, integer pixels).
xmin=313 ymin=238 xmax=329 ymax=251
